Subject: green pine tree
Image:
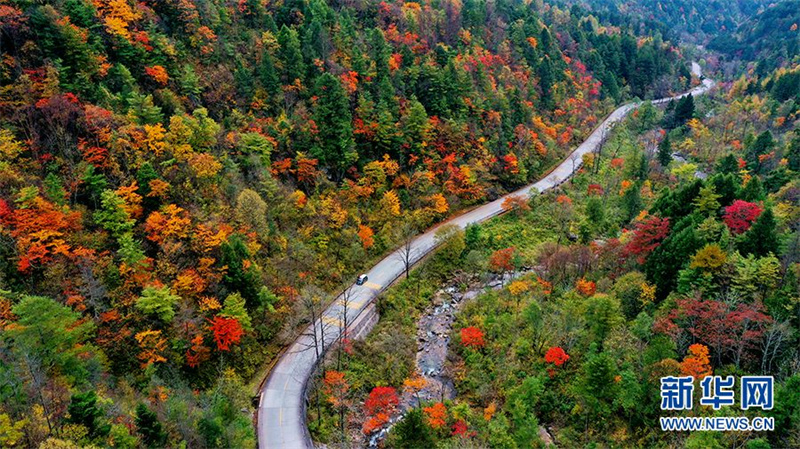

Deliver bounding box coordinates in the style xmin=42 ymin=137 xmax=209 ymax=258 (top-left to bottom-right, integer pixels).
xmin=135 ymin=404 xmax=167 ymax=448
xmin=739 ymin=208 xmax=779 ymax=257
xmin=67 ymin=391 xmax=111 ymax=439
xmin=390 ymin=408 xmax=434 ymax=449
xmin=312 ymin=73 xmax=356 ymax=179
xmin=278 ymin=25 xmax=305 ymax=85
xmin=657 ymin=134 xmax=672 ymax=167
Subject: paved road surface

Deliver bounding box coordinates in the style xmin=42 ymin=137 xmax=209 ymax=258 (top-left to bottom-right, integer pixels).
xmin=258 ymin=65 xmax=715 ymax=449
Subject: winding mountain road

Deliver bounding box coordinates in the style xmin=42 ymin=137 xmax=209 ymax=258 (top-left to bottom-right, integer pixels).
xmin=257 ymin=63 xmax=715 ymax=449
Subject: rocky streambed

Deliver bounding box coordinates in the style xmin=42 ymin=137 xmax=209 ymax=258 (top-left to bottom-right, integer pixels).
xmin=369 ymin=272 xmax=526 ymax=446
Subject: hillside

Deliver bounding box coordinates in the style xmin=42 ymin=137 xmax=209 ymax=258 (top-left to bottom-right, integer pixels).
xmin=306 ymin=60 xmax=800 ymax=447
xmin=708 ymin=0 xmax=800 ymax=67
xmin=562 ymin=0 xmax=770 ymax=43
xmin=0 ymin=0 xmax=695 ymax=447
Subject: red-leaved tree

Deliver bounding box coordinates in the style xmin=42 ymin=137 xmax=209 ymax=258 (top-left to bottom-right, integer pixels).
xmin=460 ymin=326 xmax=485 ymax=348
xmin=544 ymin=346 xmax=569 ymax=367
xmin=208 ymin=316 xmax=244 ymax=351
xmin=362 ymin=386 xmax=399 ymax=434
xmin=723 ymin=200 xmax=762 ymax=234
xmin=489 ymin=247 xmax=516 ymax=273
xmin=423 ymin=402 xmax=447 ymax=429
xmin=654 ymin=298 xmax=772 ymax=367
xmin=623 ymin=216 xmax=670 ymax=264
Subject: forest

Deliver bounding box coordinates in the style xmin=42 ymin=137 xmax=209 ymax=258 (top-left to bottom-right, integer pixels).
xmin=306 ymin=59 xmax=800 ymax=447
xmin=0 ymin=0 xmax=798 ymax=447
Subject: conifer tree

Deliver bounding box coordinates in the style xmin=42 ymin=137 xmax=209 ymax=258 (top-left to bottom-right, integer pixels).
xmin=657 ymin=134 xmax=672 ymax=167
xmin=313 ymin=73 xmax=356 ymax=179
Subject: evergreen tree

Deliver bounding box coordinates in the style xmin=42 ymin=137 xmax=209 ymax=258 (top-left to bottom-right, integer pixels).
xmin=673 ymin=94 xmax=695 ymax=126
xmin=652 ymin=179 xmax=703 ymax=220
xmin=135 ymin=404 xmax=167 ymax=448
xmin=678 ymin=63 xmax=692 ymax=88
xmin=740 ymin=176 xmax=766 ymax=202
xmin=312 ymin=73 xmax=356 ymax=178
xmin=710 ymin=173 xmax=739 ymax=207
xmin=538 ymin=57 xmax=555 ymax=110
xmin=179 ymin=64 xmax=202 ymax=98
xmin=259 ymin=51 xmax=280 ymax=98
xmin=221 ymin=234 xmax=262 ymax=309
xmin=631 ymin=47 xmax=656 ymax=97
xmin=785 ymin=133 xmax=800 ymax=171
xmin=622 ymin=182 xmax=643 ymax=222
xmin=234 ymin=58 xmax=255 ymax=103
xmin=402 ymin=97 xmax=429 ymax=157
xmin=739 ymin=208 xmax=779 ymax=257
xmin=716 ymin=154 xmax=739 ymax=174
xmin=464 ymin=223 xmax=483 ymax=251
xmin=746 ymin=131 xmax=775 ymax=171
xmin=127 ymin=93 xmax=163 ymax=125
xmin=576 ymin=348 xmax=619 ymax=420
xmin=278 ymin=25 xmax=305 ymax=85
xmin=657 ymin=134 xmax=672 ymax=167
xmin=645 ymin=216 xmax=701 ymax=299
xmin=67 ymin=391 xmax=110 ymax=439
xmin=370 ymin=28 xmax=393 ymax=104
xmin=390 ymin=408 xmax=434 ymax=449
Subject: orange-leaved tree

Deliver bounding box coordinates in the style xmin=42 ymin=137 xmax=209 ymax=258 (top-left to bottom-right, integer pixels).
xmin=362 ymin=386 xmax=398 ymax=434
xmin=575 ymin=278 xmax=596 ymax=296
xmin=423 ymin=402 xmax=447 ymax=430
xmin=681 ymin=343 xmax=712 ymax=379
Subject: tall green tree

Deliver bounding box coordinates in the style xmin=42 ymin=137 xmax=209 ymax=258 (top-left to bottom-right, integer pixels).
xmin=6 ymin=296 xmax=97 ymax=384
xmin=739 ymin=208 xmax=779 ymax=257
xmin=278 ymin=26 xmax=305 ymax=85
xmin=390 ymin=408 xmax=434 ymax=448
xmin=312 ymin=73 xmax=356 ymax=178
xmin=135 ymin=404 xmax=167 ymax=448
xmin=657 ymin=134 xmax=672 ymax=167
xmin=67 ymin=390 xmax=111 ymax=439
xmin=673 ymin=94 xmax=695 ymax=127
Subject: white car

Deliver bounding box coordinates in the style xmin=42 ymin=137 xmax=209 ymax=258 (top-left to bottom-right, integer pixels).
xmin=356 ymin=274 xmax=368 ymax=285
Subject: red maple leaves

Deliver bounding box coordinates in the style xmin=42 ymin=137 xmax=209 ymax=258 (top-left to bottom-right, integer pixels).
xmin=723 ymin=200 xmax=762 ymax=235
xmin=623 ymin=216 xmax=670 ymax=264
xmin=460 ymin=326 xmax=485 ymax=348
xmin=208 ymin=316 xmax=244 ymax=351
xmin=544 ymin=346 xmax=570 ymax=367
xmin=655 ymin=298 xmax=772 ymax=365
xmin=0 ymin=196 xmax=82 ymax=272
xmin=489 ymin=247 xmax=516 ymax=273
xmin=362 ymin=386 xmax=399 ymax=434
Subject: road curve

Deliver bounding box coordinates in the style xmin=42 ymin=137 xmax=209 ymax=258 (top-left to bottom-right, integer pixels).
xmin=258 ymin=65 xmax=715 ymax=449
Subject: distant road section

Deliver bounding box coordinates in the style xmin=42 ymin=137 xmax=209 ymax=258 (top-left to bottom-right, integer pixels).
xmin=258 ymin=65 xmax=715 ymax=449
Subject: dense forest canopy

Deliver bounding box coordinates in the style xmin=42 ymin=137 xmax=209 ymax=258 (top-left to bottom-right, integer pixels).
xmin=0 ymin=0 xmax=694 ymax=446
xmin=1 ymin=0 xmax=798 ymax=447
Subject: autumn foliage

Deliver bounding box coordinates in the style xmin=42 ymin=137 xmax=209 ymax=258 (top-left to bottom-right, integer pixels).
xmin=145 ymin=65 xmax=169 ymax=85
xmin=680 ymin=344 xmax=712 ymax=379
xmin=460 ymin=326 xmax=485 ymax=348
xmin=322 ymin=371 xmax=349 ymax=408
xmin=624 ymin=216 xmax=670 ymax=264
xmin=423 ymin=402 xmax=447 ymax=429
xmin=723 ymin=200 xmax=763 ymax=234
xmin=208 ymin=316 xmax=244 ymax=351
xmin=575 ymin=278 xmax=596 ymax=296
xmin=362 ymin=386 xmax=399 ymax=434
xmin=489 ymin=247 xmax=516 ymax=273
xmin=544 ymin=346 xmax=570 ymax=367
